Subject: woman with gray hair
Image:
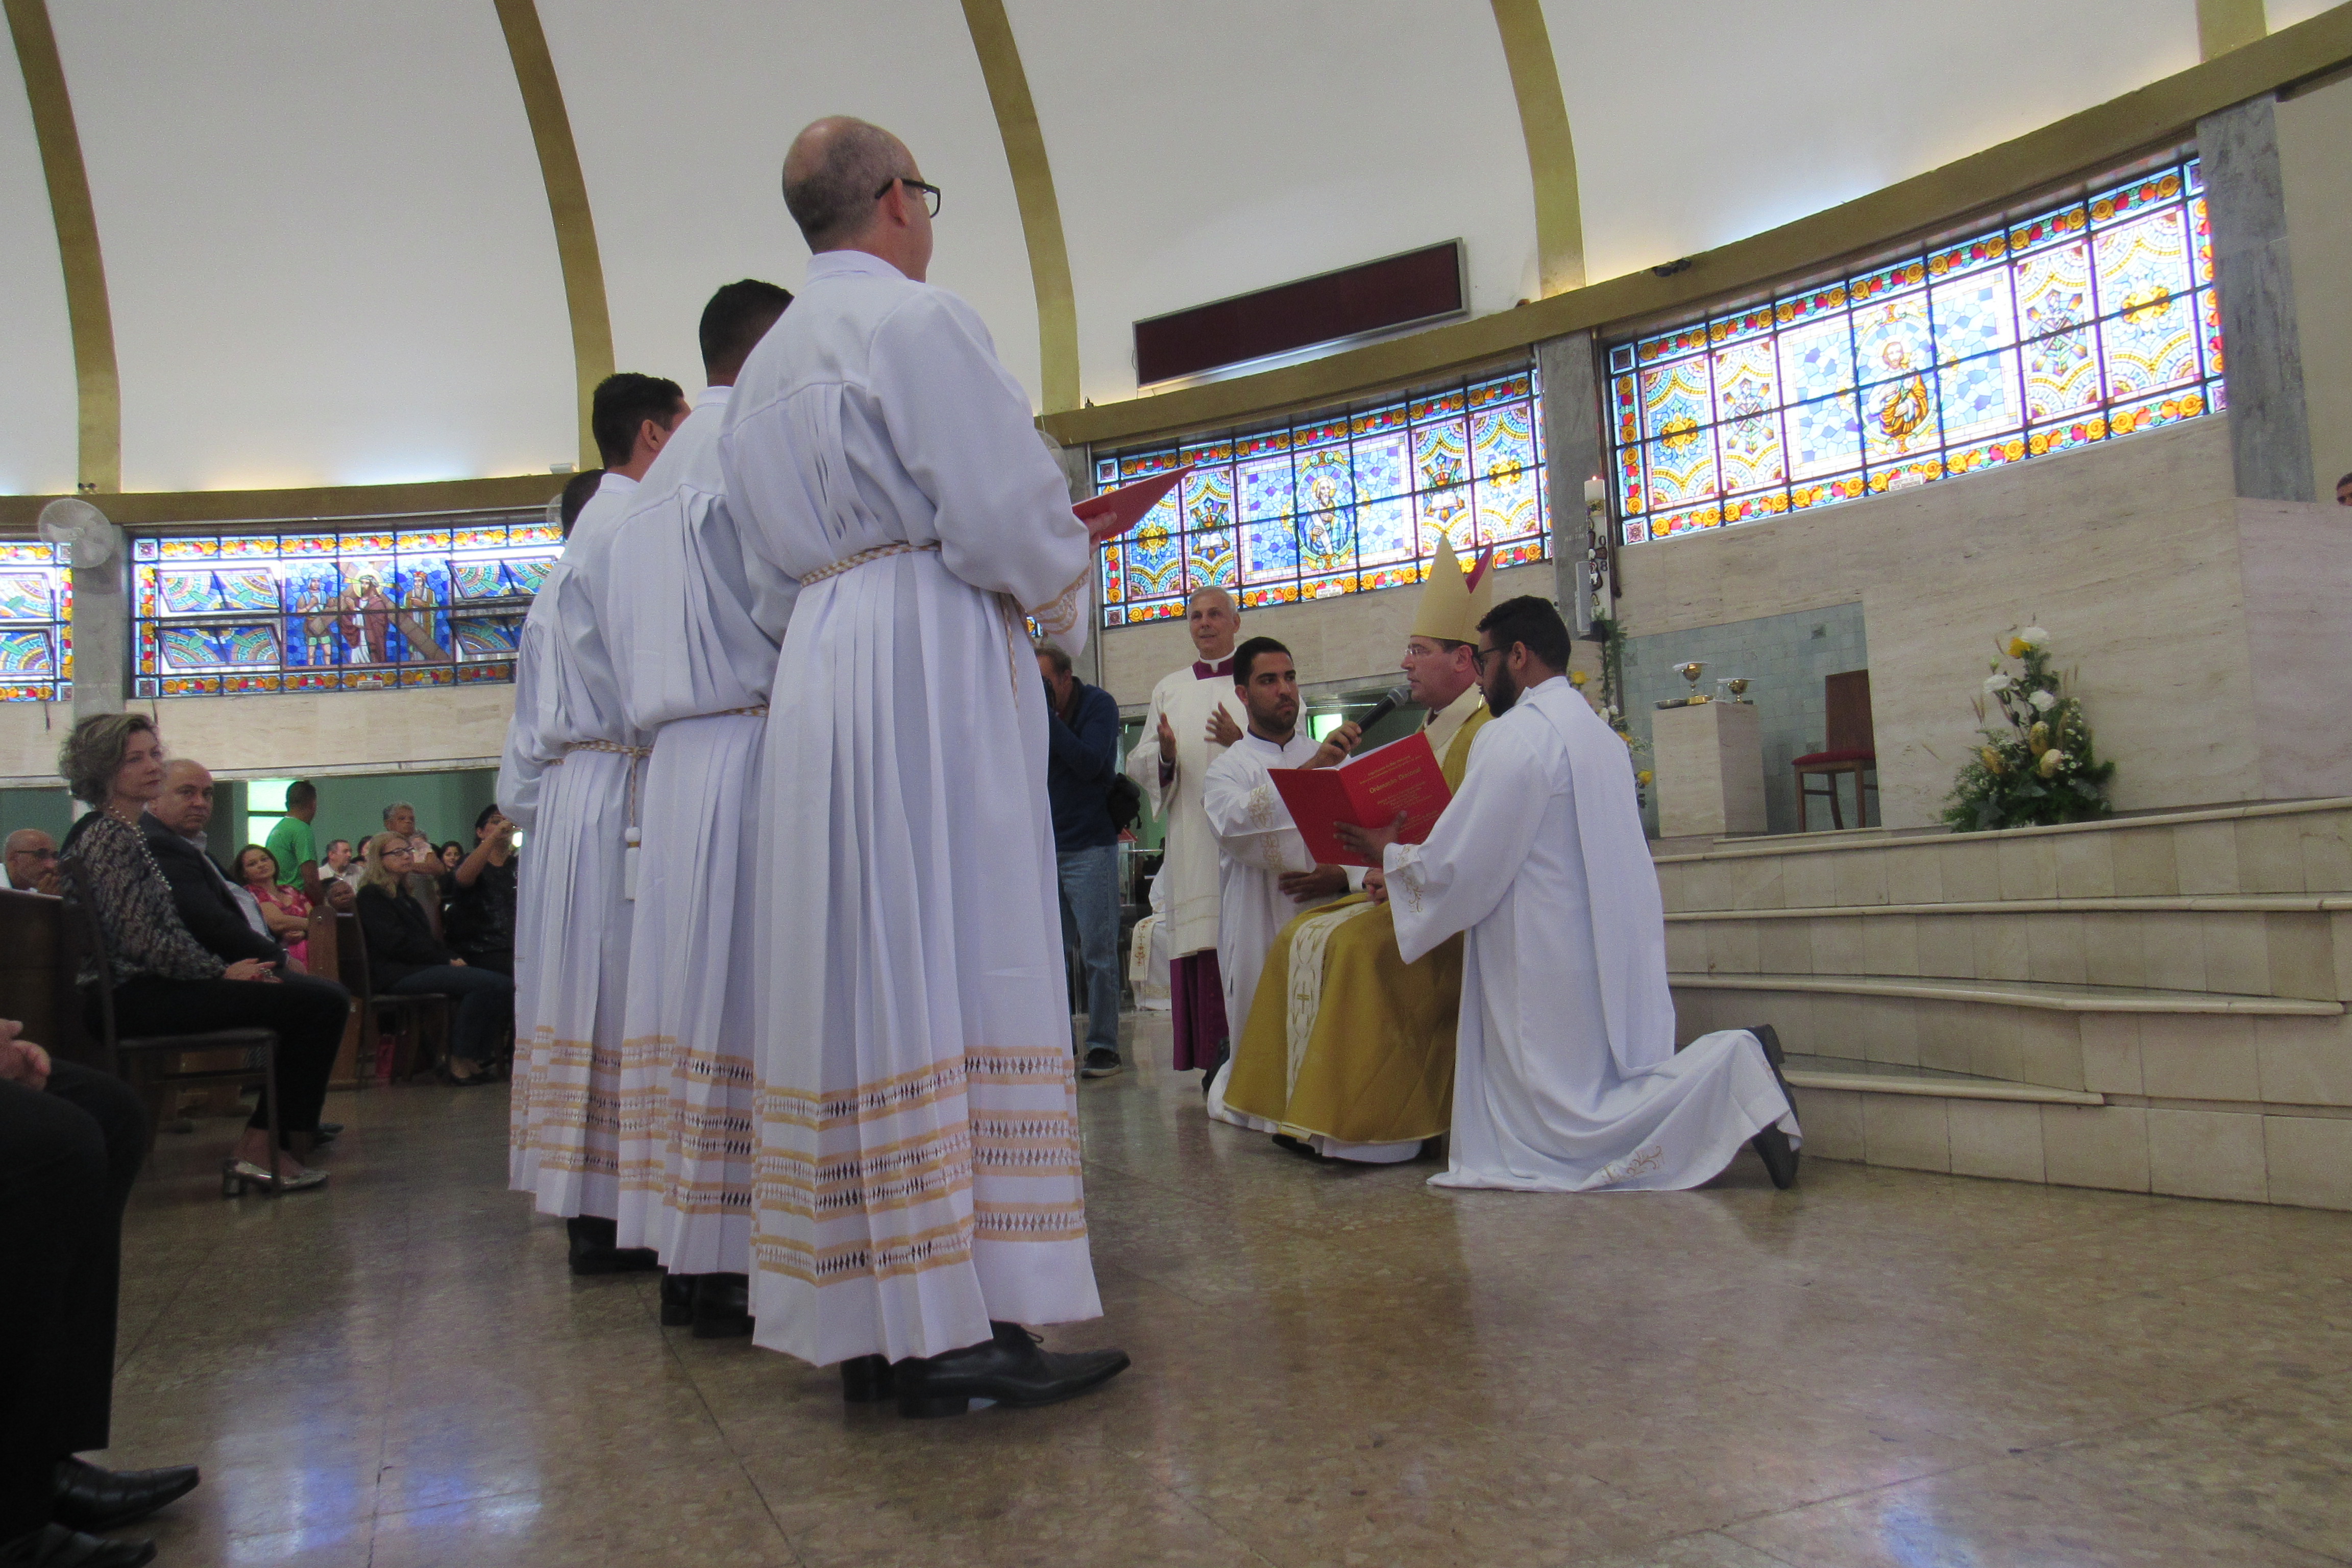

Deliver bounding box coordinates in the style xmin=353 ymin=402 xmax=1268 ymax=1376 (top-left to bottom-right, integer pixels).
xmin=57 ymin=713 xmax=347 ymax=1195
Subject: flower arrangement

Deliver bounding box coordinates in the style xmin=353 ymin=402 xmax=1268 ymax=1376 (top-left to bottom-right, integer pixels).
xmin=1941 ymin=625 xmax=2115 ymax=831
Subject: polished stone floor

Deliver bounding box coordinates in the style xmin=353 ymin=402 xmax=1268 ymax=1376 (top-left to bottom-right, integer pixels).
xmin=96 ymin=1014 xmax=2352 ymax=1567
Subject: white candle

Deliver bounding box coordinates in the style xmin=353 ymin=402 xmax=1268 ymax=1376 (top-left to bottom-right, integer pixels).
xmin=1583 ymin=476 xmax=1606 ymax=507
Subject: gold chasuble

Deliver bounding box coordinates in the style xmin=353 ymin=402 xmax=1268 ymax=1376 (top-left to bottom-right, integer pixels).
xmin=1222 ymin=691 xmax=1492 ymax=1149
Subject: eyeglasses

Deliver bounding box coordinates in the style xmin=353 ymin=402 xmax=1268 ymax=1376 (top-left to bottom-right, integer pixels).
xmin=875 ymin=176 xmax=942 ymax=218
xmin=1473 ymin=645 xmax=1507 ymax=670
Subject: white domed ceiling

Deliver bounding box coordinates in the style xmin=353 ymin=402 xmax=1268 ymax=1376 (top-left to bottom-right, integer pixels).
xmin=1 ymin=0 xmax=2318 ymax=497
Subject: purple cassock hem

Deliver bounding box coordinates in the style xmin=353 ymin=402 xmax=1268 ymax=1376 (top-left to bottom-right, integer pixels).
xmin=1169 ymin=951 xmax=1229 ymax=1071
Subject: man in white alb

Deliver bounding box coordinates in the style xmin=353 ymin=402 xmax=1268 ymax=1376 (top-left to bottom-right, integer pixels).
xmin=1123 ymin=587 xmax=1247 ymax=1083
xmin=585 ymin=281 xmax=796 ymax=1340
xmin=500 ymin=372 xmax=689 ymax=1273
xmin=1339 ymin=596 xmax=1801 ymax=1192
xmin=719 ymin=116 xmax=1128 ymax=1415
xmin=1197 ymin=638 xmax=1366 ymax=1137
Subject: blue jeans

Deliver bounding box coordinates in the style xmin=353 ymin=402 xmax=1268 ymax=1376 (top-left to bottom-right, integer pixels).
xmin=387 ymin=964 xmax=513 ymax=1065
xmin=1056 ymin=845 xmax=1122 ymax=1054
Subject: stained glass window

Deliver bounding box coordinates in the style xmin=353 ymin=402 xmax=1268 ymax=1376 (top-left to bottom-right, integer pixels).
xmin=1093 ymin=367 xmax=1548 ymax=625
xmin=1608 ymin=155 xmax=2222 ymax=544
xmin=131 ymin=512 xmax=559 ymax=697
xmin=0 ymin=541 xmax=71 ymax=702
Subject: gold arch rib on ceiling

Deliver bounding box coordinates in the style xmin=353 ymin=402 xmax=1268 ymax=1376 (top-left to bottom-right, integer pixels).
xmin=493 ymin=0 xmax=614 ymax=470
xmin=2201 ymin=0 xmax=2269 ymax=59
xmin=7 ymin=0 xmax=118 ymax=494
xmin=1489 ymin=0 xmax=1585 ymax=295
xmin=960 ymin=0 xmax=1081 ymax=413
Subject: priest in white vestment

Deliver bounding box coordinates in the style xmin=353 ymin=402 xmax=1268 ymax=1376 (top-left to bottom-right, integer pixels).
xmin=1122 ymin=588 xmax=1247 ymax=1077
xmin=718 ymin=117 xmax=1126 ymax=1415
xmin=1197 ymin=638 xmax=1368 ymax=1135
xmin=587 ymin=283 xmax=797 ymax=1339
xmin=499 ymin=373 xmax=692 ymax=1270
xmin=1341 ymin=595 xmax=1801 ymax=1192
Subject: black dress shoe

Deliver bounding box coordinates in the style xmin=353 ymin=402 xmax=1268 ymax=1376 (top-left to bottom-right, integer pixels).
xmin=839 ymin=1354 xmax=896 ymax=1403
xmin=893 ymin=1320 xmax=1130 ymax=1418
xmin=1746 ymin=1024 xmax=1801 ymax=1190
xmin=566 ymin=1216 xmax=660 ymax=1276
xmin=52 ymin=1457 xmax=199 ymax=1533
xmin=1 ymin=1523 xmax=156 ymax=1567
xmin=658 ymin=1270 xmax=696 ymax=1327
xmin=1271 ymin=1133 xmax=1329 ymax=1163
xmin=691 ymin=1273 xmax=753 ymax=1339
xmin=1080 ymin=1047 xmax=1123 ymax=1079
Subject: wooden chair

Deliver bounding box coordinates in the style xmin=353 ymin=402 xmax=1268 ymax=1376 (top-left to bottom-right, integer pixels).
xmin=1794 ymin=669 xmax=1878 ymax=831
xmin=305 ymin=907 xmax=371 ymax=1090
xmin=55 ymin=860 xmax=286 ymax=1194
xmin=0 ymin=886 xmax=100 ymax=1069
xmin=330 ymin=909 xmax=448 ymax=1083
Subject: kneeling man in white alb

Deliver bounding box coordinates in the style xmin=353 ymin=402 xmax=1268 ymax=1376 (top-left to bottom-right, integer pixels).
xmin=1338 ymin=595 xmax=1800 ymax=1192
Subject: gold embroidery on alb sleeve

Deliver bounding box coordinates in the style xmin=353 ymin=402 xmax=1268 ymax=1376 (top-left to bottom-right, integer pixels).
xmin=1245 ymin=784 xmax=1278 ymax=829
xmin=1027 ymin=567 xmax=1089 ymax=636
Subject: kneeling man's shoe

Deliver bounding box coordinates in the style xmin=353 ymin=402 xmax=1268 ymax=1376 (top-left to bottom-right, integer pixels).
xmin=2 ymin=1524 xmax=156 ymax=1567
xmin=1745 ymin=1024 xmax=1801 ymax=1189
xmin=659 ymin=1270 xmax=696 ymax=1327
xmin=894 ymin=1321 xmax=1130 ymax=1418
xmin=1081 ymin=1047 xmax=1122 ymax=1079
xmin=51 ymin=1458 xmax=199 ymax=1533
xmin=691 ymin=1273 xmax=754 ymax=1339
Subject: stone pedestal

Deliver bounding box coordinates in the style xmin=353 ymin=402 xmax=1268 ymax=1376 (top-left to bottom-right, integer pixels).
xmin=1654 ymin=700 xmax=1766 ymax=838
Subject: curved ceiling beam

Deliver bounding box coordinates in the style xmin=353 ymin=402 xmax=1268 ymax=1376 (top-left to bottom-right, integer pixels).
xmin=6 ymin=0 xmax=118 ymax=494
xmin=2200 ymin=0 xmax=2268 ymax=59
xmin=960 ymin=0 xmax=1081 ymax=413
xmin=493 ymin=0 xmax=614 ymax=470
xmin=1489 ymin=0 xmax=1585 ymax=296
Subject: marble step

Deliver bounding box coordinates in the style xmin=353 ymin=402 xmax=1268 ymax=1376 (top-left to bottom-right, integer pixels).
xmin=1779 ymin=1052 xmax=2102 ymax=1106
xmin=1664 ymin=900 xmax=2351 ymax=1002
xmin=1674 ymin=973 xmax=2347 ymax=1100
xmin=1671 ymin=971 xmax=2341 ymax=1015
xmin=1654 ymin=797 xmax=2352 ymax=913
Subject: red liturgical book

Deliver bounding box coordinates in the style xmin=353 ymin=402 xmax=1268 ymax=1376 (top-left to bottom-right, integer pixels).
xmin=1074 ymin=467 xmax=1192 ymax=546
xmin=1271 ymin=731 xmax=1452 ymax=868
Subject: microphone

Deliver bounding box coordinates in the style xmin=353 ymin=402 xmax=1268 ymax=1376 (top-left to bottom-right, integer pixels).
xmin=1343 ymin=684 xmax=1413 ymax=742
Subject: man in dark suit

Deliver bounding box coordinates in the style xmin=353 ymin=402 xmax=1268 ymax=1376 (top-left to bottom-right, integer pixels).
xmin=140 ymin=761 xmax=352 ymax=1152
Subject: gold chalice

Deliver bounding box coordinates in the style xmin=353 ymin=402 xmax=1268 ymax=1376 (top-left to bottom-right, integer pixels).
xmin=1720 ymin=677 xmax=1750 ymax=702
xmin=1676 ymin=662 xmax=1706 ymax=704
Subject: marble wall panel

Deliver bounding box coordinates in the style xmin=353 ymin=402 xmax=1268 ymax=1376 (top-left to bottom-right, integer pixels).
xmin=1948 ymin=1100 xmax=2047 ymax=1184
xmin=2255 ymin=1013 xmax=2352 ymax=1107
xmin=2146 ymin=1109 xmax=2270 ymax=1203
xmin=2138 ymin=1013 xmax=2262 ymax=1101
xmin=2 ymin=679 xmax=518 ymax=782
xmin=2040 ymin=1104 xmax=2151 ymax=1192
xmin=2238 ymin=501 xmax=2352 ymax=800
xmin=2261 ymin=1114 xmax=2352 ymax=1210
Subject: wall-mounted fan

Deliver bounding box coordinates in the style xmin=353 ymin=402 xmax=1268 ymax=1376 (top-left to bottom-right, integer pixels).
xmin=36 ymin=497 xmax=118 ymax=568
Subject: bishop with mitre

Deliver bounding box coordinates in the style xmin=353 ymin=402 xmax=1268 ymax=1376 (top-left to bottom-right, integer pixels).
xmin=1219 ymin=536 xmax=1496 ymax=1162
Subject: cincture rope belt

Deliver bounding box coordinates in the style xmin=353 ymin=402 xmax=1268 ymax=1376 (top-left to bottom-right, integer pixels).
xmin=799 ymin=540 xmax=939 ymax=584
xmin=555 ymin=740 xmax=653 ymax=871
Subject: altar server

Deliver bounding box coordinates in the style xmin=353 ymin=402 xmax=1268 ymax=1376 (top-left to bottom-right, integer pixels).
xmin=720 ymin=116 xmax=1128 ymax=1414
xmin=1123 ymin=588 xmax=1247 ymax=1080
xmin=500 ymin=372 xmax=688 ymax=1271
xmin=1339 ymin=596 xmax=1801 ymax=1192
xmin=1200 ymin=638 xmax=1359 ymax=1061
xmin=589 ymin=282 xmax=795 ymax=1338
xmin=1222 ymin=538 xmax=1493 ymax=1162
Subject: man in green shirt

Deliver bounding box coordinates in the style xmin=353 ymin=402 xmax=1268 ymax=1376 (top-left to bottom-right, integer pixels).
xmin=264 ymin=780 xmax=337 ymax=908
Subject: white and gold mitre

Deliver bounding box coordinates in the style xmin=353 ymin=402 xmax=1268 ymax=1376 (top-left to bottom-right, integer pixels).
xmin=1410 ymin=534 xmax=1497 ymax=644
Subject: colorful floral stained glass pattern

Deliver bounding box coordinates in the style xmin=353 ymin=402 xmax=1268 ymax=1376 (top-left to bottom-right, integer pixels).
xmin=1608 ymin=154 xmax=2221 ymax=545
xmin=1093 ymin=369 xmax=1548 ymax=624
xmin=0 ymin=542 xmax=70 ymax=701
xmin=131 ymin=512 xmax=558 ymax=696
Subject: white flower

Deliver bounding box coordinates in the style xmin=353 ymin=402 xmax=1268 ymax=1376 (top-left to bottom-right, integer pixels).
xmin=2028 ymin=689 xmax=2057 ymax=713
xmin=1983 ymin=673 xmax=2013 ymax=694
xmin=2019 ymin=626 xmax=2050 ymax=647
